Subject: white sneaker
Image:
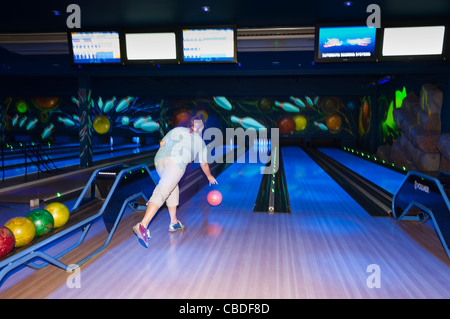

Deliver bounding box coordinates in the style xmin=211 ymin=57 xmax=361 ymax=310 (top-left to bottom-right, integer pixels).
xmin=169 ymin=220 xmax=185 ymax=232
xmin=133 ymin=223 xmax=151 ymax=247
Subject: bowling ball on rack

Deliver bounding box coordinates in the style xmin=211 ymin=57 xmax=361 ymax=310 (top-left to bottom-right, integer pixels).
xmin=44 ymin=202 xmax=70 ymax=228
xmin=4 ymin=217 xmax=36 ymax=248
xmin=0 ymin=226 xmax=15 ymax=258
xmin=27 ymin=208 xmax=54 ymax=237
xmin=207 ymin=190 xmax=223 ymax=207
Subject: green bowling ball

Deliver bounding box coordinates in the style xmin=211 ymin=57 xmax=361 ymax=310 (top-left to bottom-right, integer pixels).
xmin=27 ymin=208 xmax=54 ymax=237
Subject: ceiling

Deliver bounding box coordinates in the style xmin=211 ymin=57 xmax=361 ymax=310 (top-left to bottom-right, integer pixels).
xmin=0 ymin=0 xmax=449 ymax=81
xmin=1 ymin=0 xmax=449 ymax=32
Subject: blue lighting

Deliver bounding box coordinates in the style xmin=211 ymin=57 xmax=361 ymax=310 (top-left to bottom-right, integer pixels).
xmin=378 ymin=76 xmax=391 ymax=85
xmin=344 ymin=1 xmax=352 ymax=6
xmin=202 ymin=6 xmax=210 ymax=12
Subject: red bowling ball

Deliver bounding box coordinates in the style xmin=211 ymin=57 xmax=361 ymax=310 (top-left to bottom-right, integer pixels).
xmin=207 ymin=190 xmax=223 ymax=207
xmin=0 ymin=226 xmax=15 ymax=258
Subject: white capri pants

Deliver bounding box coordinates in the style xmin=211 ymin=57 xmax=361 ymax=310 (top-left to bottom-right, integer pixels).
xmin=148 ymin=157 xmax=184 ymax=208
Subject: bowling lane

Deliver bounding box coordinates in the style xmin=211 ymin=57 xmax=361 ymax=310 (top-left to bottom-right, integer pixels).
xmin=282 ymin=146 xmax=369 ymax=217
xmin=318 ymin=147 xmax=405 ymax=195
xmin=1 ymin=143 xmax=158 ymax=180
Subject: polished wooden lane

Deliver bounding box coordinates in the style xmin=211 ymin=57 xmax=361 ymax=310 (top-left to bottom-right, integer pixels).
xmin=0 ymin=147 xmax=449 ymax=298
xmin=282 ymin=147 xmax=450 ymax=298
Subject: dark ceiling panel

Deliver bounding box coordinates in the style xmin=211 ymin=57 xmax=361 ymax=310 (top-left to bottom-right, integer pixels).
xmin=0 ymin=0 xmax=449 ymax=32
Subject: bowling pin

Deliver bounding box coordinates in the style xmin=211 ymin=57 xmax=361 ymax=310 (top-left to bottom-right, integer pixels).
xmin=103 ymin=97 xmax=116 ymax=113
xmin=58 ymin=116 xmax=75 ymax=127
xmin=71 ymin=96 xmax=79 ymax=106
xmin=289 ymin=96 xmax=306 ymax=108
xmin=140 ymin=121 xmax=160 ymax=132
xmin=26 ymin=118 xmax=38 ymax=131
xmin=11 ymin=114 xmax=19 ymax=127
xmin=230 ymin=115 xmax=266 ymax=130
xmin=41 ymin=123 xmax=54 ymax=140
xmin=305 ymin=96 xmax=314 ymax=106
xmin=121 ymin=116 xmax=130 ymax=126
xmin=213 ymin=96 xmax=232 ymax=111
xmin=133 ymin=116 xmax=153 ymax=129
xmin=97 ymin=97 xmax=103 ymax=111
xmin=274 ymin=101 xmax=300 ymax=112
xmin=314 ymin=96 xmax=319 ymax=105
xmin=19 ymin=116 xmax=27 ymax=128
xmin=115 ymin=96 xmax=134 ymax=112
xmin=314 ymin=121 xmax=328 ymax=131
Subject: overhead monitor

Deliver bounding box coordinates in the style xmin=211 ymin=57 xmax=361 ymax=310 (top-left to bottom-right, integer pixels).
xmin=69 ymin=31 xmax=122 ymax=64
xmin=182 ymin=27 xmax=237 ymax=63
xmin=380 ymin=26 xmax=446 ymax=60
xmin=123 ymin=31 xmax=178 ymax=63
xmin=314 ymin=25 xmax=378 ymax=63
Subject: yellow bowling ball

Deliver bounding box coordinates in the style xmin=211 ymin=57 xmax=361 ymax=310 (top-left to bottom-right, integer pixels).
xmin=5 ymin=217 xmax=36 ymax=248
xmin=293 ymin=115 xmax=307 ymax=131
xmin=92 ymin=115 xmax=111 ymax=134
xmin=44 ymin=202 xmax=70 ymax=228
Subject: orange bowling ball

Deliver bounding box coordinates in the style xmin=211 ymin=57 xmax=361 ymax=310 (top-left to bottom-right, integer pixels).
xmin=32 ymin=97 xmax=59 ymax=110
xmin=173 ymin=110 xmax=191 ymax=127
xmin=326 ymin=114 xmax=342 ymax=134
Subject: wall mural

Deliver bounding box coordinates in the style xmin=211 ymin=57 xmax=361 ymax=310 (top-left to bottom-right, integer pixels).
xmin=377 ymin=86 xmax=406 ymax=145
xmin=375 ymin=83 xmax=449 ymax=173
xmin=1 ymin=95 xmax=163 ymax=144
xmin=212 ymin=95 xmax=357 ymax=136
xmin=3 ymin=96 xmax=63 ymax=142
xmin=74 ymin=95 xmax=164 ymax=135
xmin=2 ymin=94 xmax=365 ymax=147
xmin=164 ymin=95 xmax=360 ymax=145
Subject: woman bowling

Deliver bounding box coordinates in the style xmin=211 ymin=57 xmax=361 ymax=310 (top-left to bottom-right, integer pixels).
xmin=133 ymin=116 xmax=218 ymax=247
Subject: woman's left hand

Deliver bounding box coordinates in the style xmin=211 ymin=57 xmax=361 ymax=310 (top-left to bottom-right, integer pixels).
xmin=207 ymin=175 xmax=218 ymax=186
